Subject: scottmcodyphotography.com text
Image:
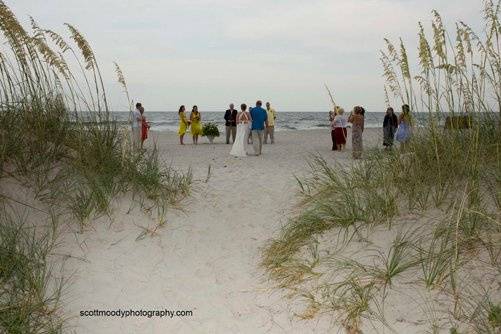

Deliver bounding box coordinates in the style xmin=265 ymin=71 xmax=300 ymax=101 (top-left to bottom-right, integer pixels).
xmin=80 ymin=309 xmax=193 ymax=319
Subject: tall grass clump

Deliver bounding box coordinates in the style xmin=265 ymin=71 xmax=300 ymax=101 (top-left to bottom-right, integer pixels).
xmin=262 ymin=1 xmax=500 ymax=333
xmin=0 ymin=2 xmax=191 ymax=332
xmin=0 ymin=206 xmax=64 ymax=333
xmin=0 ymin=0 xmax=191 ymax=223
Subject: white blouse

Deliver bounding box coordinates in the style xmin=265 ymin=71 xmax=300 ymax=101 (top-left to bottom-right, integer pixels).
xmin=332 ymin=115 xmax=347 ymax=128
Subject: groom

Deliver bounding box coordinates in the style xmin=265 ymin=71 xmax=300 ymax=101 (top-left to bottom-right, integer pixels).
xmin=249 ymin=100 xmax=268 ymax=156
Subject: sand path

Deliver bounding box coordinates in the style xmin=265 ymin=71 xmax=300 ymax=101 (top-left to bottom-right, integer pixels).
xmin=62 ymin=129 xmax=378 ymax=333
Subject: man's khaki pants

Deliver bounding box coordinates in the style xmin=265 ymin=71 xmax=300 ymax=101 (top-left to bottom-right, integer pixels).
xmin=251 ymin=130 xmax=264 ymax=155
xmin=264 ymin=126 xmax=274 ymax=144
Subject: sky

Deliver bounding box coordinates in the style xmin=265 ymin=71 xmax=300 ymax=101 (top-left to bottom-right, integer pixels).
xmin=7 ymin=0 xmax=486 ymax=111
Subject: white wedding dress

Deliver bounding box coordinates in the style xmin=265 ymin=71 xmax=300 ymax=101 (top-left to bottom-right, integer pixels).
xmin=230 ymin=113 xmax=250 ymax=157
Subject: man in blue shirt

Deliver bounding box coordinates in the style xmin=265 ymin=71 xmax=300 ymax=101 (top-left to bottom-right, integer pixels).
xmin=249 ymin=100 xmax=268 ymax=155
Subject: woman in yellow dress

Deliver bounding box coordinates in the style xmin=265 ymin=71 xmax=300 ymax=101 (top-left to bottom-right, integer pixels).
xmin=178 ymin=105 xmax=189 ymax=145
xmin=190 ymin=105 xmax=202 ymax=145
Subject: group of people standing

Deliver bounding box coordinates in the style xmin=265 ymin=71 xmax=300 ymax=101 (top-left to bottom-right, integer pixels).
xmin=381 ymin=104 xmax=412 ymax=149
xmin=224 ymin=102 xmax=277 ymax=145
xmin=176 ymin=101 xmax=277 ymax=155
xmin=177 ymin=105 xmax=202 ymax=145
xmin=329 ymin=106 xmax=366 ymax=158
xmin=329 ymin=104 xmax=412 ymax=159
xmin=228 ymin=100 xmax=276 ymax=157
xmin=131 ymin=102 xmax=150 ymax=150
xmin=133 ymin=101 xmax=413 ymax=160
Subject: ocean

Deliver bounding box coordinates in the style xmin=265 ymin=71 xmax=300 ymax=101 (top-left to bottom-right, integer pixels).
xmin=110 ymin=111 xmax=421 ymax=133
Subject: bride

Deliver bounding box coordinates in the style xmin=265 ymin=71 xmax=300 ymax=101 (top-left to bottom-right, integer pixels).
xmin=230 ymin=103 xmax=251 ymax=157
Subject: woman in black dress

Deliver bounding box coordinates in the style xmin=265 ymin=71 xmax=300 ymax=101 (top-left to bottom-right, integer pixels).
xmin=383 ymin=107 xmax=398 ymax=148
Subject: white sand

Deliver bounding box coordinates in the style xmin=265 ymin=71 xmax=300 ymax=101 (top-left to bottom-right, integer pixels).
xmin=55 ymin=128 xmax=424 ymax=334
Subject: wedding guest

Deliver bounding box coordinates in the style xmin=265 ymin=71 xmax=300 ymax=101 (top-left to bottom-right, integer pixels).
xmin=329 ymin=108 xmax=336 ymax=122
xmin=249 ymin=100 xmax=268 ymax=156
xmin=264 ymin=102 xmax=277 ymax=144
xmin=139 ymin=106 xmax=150 ymax=150
xmin=348 ymin=106 xmax=365 ymax=159
xmin=330 ymin=106 xmax=340 ymax=150
xmin=178 ymin=105 xmax=189 ymax=145
xmin=331 ymin=107 xmax=348 ymax=151
xmin=383 ymin=107 xmax=398 ymax=149
xmin=224 ymin=103 xmax=238 ymax=144
xmin=190 ymin=105 xmax=202 ymax=145
xmin=131 ymin=102 xmax=142 ymax=150
xmin=395 ymin=104 xmax=413 ymax=148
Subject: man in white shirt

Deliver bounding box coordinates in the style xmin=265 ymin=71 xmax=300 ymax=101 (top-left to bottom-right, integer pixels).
xmin=131 ymin=102 xmax=142 ymax=150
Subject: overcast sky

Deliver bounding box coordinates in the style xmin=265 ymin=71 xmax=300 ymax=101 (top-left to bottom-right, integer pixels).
xmin=8 ymin=0 xmax=485 ymax=111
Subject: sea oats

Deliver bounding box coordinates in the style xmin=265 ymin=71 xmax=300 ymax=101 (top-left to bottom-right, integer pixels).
xmin=114 ymin=61 xmax=132 ymax=112
xmin=65 ymin=23 xmax=95 ymax=70
xmin=65 ymin=23 xmax=108 ymax=111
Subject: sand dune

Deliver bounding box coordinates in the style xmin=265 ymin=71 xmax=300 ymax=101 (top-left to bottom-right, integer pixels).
xmin=58 ymin=128 xmax=406 ymax=334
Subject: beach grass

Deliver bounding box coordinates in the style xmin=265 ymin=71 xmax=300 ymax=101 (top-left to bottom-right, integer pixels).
xmin=0 ymin=206 xmax=64 ymax=334
xmin=262 ymin=2 xmax=501 ymax=332
xmin=0 ymin=2 xmax=191 ymax=332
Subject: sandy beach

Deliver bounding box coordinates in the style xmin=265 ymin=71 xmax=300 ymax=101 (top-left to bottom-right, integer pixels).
xmin=2 ymin=1 xmax=499 ymax=333
xmin=56 ymin=128 xmax=386 ymax=334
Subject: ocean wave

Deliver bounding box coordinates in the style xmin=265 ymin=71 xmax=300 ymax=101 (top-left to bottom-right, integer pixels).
xmin=151 ymin=124 xmax=179 ymax=132
xmin=150 ymin=121 xmax=178 ymax=126
xmin=278 ymin=124 xmax=298 ymax=130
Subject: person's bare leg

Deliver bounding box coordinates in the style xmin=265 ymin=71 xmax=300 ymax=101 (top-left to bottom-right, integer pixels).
xmin=180 ymin=135 xmax=184 ymax=145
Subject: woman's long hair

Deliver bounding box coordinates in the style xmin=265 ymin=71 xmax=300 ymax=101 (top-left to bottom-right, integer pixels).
xmin=178 ymin=105 xmax=185 ymax=113
xmin=354 ymin=106 xmax=364 ymax=115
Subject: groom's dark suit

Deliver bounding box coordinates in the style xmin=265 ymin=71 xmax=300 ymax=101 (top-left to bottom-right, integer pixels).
xmin=224 ymin=109 xmax=238 ymax=144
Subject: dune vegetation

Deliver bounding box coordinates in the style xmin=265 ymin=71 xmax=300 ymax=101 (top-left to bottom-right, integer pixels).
xmin=0 ymin=2 xmax=191 ymax=332
xmin=262 ymin=2 xmax=501 ymax=333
